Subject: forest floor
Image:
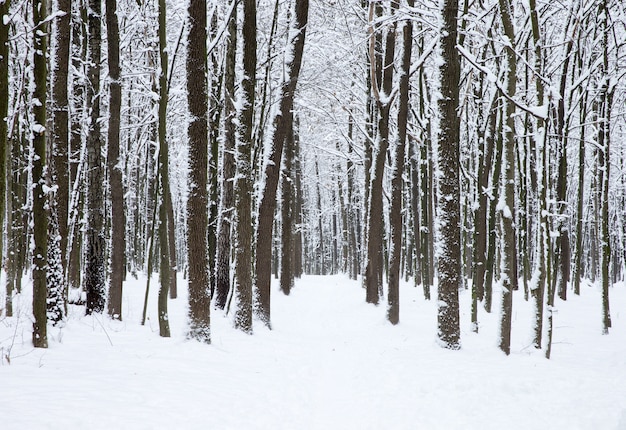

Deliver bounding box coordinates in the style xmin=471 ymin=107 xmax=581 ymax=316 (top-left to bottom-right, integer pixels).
xmin=2 ymin=273 xmax=626 ymax=429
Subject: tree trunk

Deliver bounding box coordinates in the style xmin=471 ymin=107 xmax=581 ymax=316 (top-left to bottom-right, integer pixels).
xmin=233 ymin=0 xmax=257 ymax=333
xmin=32 ymin=0 xmax=49 ymax=347
xmin=255 ymin=0 xmax=309 ymax=327
xmin=0 ymin=0 xmax=10 ymax=316
xmin=471 ymin=89 xmax=497 ymax=331
xmin=157 ymin=0 xmax=170 ymax=338
xmin=497 ymin=0 xmax=518 ymax=356
xmin=419 ymin=65 xmax=432 ymax=300
xmin=436 ymin=0 xmax=461 ymax=349
xmin=106 ymin=0 xmax=125 ymax=320
xmin=388 ymin=1 xmax=413 ymax=325
xmin=186 ymin=0 xmax=211 ymax=342
xmin=364 ymin=1 xmax=397 ymax=305
xmin=573 ymin=98 xmax=587 ymax=295
xmin=214 ymin=6 xmax=237 ymax=310
xmin=599 ymin=0 xmax=612 ymax=335
xmin=85 ymin=0 xmax=107 ymax=315
xmin=280 ymin=126 xmax=295 ymax=295
xmin=207 ymin=10 xmax=220 ymax=300
xmin=293 ymin=119 xmax=304 ymax=278
xmin=51 ymin=0 xmax=71 ymax=285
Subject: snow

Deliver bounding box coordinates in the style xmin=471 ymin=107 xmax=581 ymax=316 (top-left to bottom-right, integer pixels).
xmin=2 ymin=275 xmax=626 ymax=429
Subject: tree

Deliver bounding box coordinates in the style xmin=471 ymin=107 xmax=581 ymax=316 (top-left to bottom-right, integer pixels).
xmin=32 ymin=0 xmax=49 ymax=348
xmin=186 ymin=0 xmax=211 ymax=342
xmin=106 ymin=0 xmax=124 ymax=320
xmin=496 ymin=0 xmax=518 ymax=356
xmin=363 ymin=1 xmax=398 ymax=305
xmin=255 ymin=0 xmax=309 ymax=327
xmin=157 ymin=0 xmax=171 ymax=338
xmin=51 ymin=0 xmax=71 ymax=286
xmin=85 ymin=0 xmax=107 ymax=315
xmin=233 ymin=0 xmax=257 ymax=333
xmin=598 ymin=0 xmax=612 ymax=335
xmin=214 ymin=5 xmax=237 ymax=310
xmin=280 ymin=126 xmax=295 ymax=296
xmin=388 ymin=0 xmax=414 ymax=325
xmin=1 ymin=0 xmax=10 ymax=316
xmin=436 ymin=0 xmax=461 ymax=349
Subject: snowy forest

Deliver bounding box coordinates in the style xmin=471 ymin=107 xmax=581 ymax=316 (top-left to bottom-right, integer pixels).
xmin=2 ymin=0 xmax=626 ymax=427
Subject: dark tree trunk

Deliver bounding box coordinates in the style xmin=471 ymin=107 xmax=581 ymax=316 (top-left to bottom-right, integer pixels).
xmin=207 ymin=10 xmax=221 ymax=300
xmin=106 ymin=0 xmax=125 ymax=320
xmin=255 ymin=0 xmax=309 ymax=327
xmin=186 ymin=0 xmax=211 ymax=342
xmin=32 ymin=0 xmax=49 ymax=347
xmin=388 ymin=2 xmax=413 ymax=325
xmin=1 ymin=0 xmax=11 ymax=315
xmin=293 ymin=119 xmax=304 ymax=279
xmin=85 ymin=0 xmax=107 ymax=315
xmin=364 ymin=1 xmax=397 ymax=305
xmin=419 ymin=66 xmax=432 ymax=300
xmin=157 ymin=0 xmax=170 ymax=338
xmin=436 ymin=0 xmax=461 ymax=349
xmin=497 ymin=0 xmax=518 ymax=356
xmin=471 ymin=91 xmax=497 ymax=332
xmin=51 ymin=0 xmax=71 ymax=287
xmin=68 ymin=2 xmax=86 ymax=293
xmin=280 ymin=126 xmax=295 ymax=295
xmin=167 ymin=189 xmax=177 ymax=299
xmin=233 ymin=0 xmax=257 ymax=333
xmin=214 ymin=6 xmax=237 ymax=310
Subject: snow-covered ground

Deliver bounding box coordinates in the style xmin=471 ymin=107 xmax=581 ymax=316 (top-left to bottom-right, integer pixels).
xmin=2 ymin=274 xmax=626 ymax=429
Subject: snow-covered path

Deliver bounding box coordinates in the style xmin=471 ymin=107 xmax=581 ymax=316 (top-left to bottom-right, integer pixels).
xmin=2 ymin=275 xmax=626 ymax=429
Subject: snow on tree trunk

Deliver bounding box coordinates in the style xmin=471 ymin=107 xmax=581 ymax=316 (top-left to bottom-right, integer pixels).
xmin=186 ymin=0 xmax=211 ymax=343
xmin=436 ymin=0 xmax=461 ymax=350
xmin=85 ymin=0 xmax=106 ymax=315
xmin=233 ymin=0 xmax=257 ymax=334
xmin=32 ymin=0 xmax=49 ymax=348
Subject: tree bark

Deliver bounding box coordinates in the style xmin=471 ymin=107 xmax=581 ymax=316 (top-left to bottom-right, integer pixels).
xmin=254 ymin=0 xmax=309 ymax=327
xmin=0 ymin=0 xmax=10 ymax=316
xmin=32 ymin=0 xmax=49 ymax=347
xmin=106 ymin=0 xmax=125 ymax=320
xmin=186 ymin=0 xmax=211 ymax=342
xmin=497 ymin=0 xmax=518 ymax=356
xmin=85 ymin=0 xmax=107 ymax=315
xmin=436 ymin=0 xmax=461 ymax=349
xmin=364 ymin=1 xmax=398 ymax=305
xmin=157 ymin=0 xmax=171 ymax=338
xmin=233 ymin=0 xmax=257 ymax=333
xmin=214 ymin=6 xmax=237 ymax=310
xmin=280 ymin=126 xmax=295 ymax=295
xmin=51 ymin=0 xmax=71 ymax=286
xmin=388 ymin=1 xmax=414 ymax=325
